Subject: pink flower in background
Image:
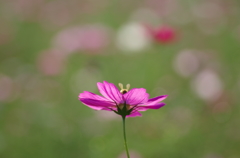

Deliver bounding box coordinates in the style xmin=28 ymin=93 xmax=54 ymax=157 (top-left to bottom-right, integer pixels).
xmin=0 ymin=74 xmax=14 ymax=102
xmin=37 ymin=49 xmax=66 ymax=76
xmin=191 ymin=69 xmax=223 ymax=102
xmin=52 ymin=25 xmax=110 ymax=54
xmin=79 ymin=81 xmax=167 ymax=117
xmin=146 ymin=25 xmax=177 ymax=44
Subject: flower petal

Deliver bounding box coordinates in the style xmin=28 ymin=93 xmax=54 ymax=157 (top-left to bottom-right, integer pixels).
xmin=137 ymin=103 xmax=166 ymax=111
xmin=97 ymin=81 xmax=123 ymax=103
xmin=79 ymin=91 xmax=115 ymax=110
xmin=80 ymin=98 xmax=116 ymax=110
xmin=126 ymin=111 xmax=142 ymax=117
xmin=143 ymin=95 xmax=168 ymax=105
xmin=79 ymin=91 xmax=112 ymax=101
xmin=123 ymin=88 xmax=149 ymax=105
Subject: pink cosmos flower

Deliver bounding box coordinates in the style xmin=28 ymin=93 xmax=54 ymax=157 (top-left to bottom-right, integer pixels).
xmin=146 ymin=25 xmax=177 ymax=44
xmin=79 ymin=81 xmax=167 ymax=117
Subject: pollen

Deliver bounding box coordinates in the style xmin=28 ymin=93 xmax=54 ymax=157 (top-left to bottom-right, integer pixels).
xmin=118 ymin=83 xmax=130 ymax=94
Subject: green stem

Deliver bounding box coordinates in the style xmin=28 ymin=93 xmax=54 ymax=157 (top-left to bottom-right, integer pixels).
xmin=122 ymin=116 xmax=130 ymax=158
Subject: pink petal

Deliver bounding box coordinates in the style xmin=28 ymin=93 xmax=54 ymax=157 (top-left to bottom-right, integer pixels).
xmin=97 ymin=81 xmax=123 ymax=103
xmin=126 ymin=111 xmax=142 ymax=117
xmin=137 ymin=103 xmax=166 ymax=111
xmin=80 ymin=98 xmax=116 ymax=110
xmin=79 ymin=91 xmax=115 ymax=110
xmin=123 ymin=88 xmax=149 ymax=105
xmin=79 ymin=91 xmax=111 ymax=102
xmin=143 ymin=95 xmax=168 ymax=105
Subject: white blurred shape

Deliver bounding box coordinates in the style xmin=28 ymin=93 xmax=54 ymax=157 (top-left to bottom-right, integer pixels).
xmin=116 ymin=22 xmax=150 ymax=53
xmin=174 ymin=50 xmax=200 ymax=77
xmin=192 ymin=69 xmax=223 ymax=102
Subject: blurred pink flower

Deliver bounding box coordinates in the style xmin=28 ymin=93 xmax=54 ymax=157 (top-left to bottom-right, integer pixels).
xmin=146 ymin=25 xmax=177 ymax=44
xmin=37 ymin=49 xmax=66 ymax=76
xmin=52 ymin=25 xmax=110 ymax=54
xmin=191 ymin=69 xmax=223 ymax=102
xmin=0 ymin=74 xmax=14 ymax=102
xmin=173 ymin=49 xmax=200 ymax=77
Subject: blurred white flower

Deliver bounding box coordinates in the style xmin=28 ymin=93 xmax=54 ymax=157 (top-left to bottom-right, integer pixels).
xmin=191 ymin=69 xmax=223 ymax=102
xmin=116 ymin=22 xmax=151 ymax=53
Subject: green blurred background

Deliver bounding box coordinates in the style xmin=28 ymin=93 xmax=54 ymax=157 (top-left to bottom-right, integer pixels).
xmin=0 ymin=0 xmax=240 ymax=157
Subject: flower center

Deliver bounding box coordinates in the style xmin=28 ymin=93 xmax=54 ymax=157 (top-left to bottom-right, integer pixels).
xmin=118 ymin=83 xmax=130 ymax=94
xmin=118 ymin=104 xmax=131 ymax=110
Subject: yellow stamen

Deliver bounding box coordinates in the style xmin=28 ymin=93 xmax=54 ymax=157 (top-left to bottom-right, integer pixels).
xmin=118 ymin=83 xmax=130 ymax=94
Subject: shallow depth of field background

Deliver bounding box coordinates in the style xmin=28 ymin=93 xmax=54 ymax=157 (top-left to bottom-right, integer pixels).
xmin=0 ymin=0 xmax=240 ymax=158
